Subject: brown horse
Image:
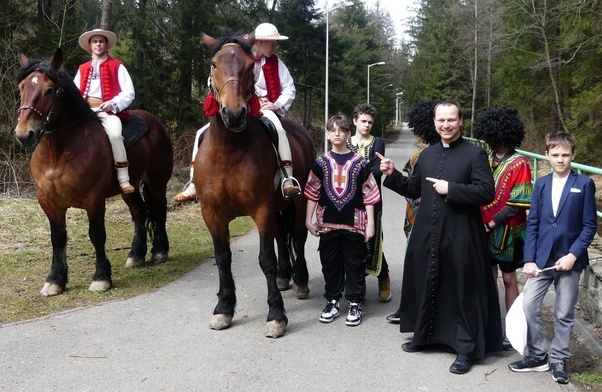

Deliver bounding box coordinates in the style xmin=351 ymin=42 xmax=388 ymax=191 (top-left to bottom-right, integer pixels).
xmin=15 ymin=48 xmax=173 ymax=296
xmin=197 ymin=34 xmax=315 ymax=337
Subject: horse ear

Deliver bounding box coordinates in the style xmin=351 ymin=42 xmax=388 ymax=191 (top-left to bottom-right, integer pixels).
xmin=202 ymin=33 xmax=217 ymax=49
xmin=246 ymin=32 xmax=256 ymax=46
xmin=50 ymin=48 xmax=64 ymax=70
xmin=18 ymin=52 xmax=29 ymax=66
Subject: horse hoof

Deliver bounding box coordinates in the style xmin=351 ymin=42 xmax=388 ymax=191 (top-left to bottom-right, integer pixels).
xmin=40 ymin=282 xmax=63 ymax=297
xmin=151 ymin=252 xmax=168 ymax=264
xmin=276 ymin=277 xmax=290 ymax=291
xmin=89 ymin=280 xmax=111 ymax=292
xmin=292 ymin=283 xmax=309 ymax=299
xmin=264 ymin=320 xmax=286 ymax=338
xmin=125 ymin=256 xmax=145 ymax=268
xmin=209 ymin=314 xmax=233 ymax=330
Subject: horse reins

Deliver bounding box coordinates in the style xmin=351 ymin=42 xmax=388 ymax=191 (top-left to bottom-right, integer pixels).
xmin=18 ymin=71 xmax=97 ymax=137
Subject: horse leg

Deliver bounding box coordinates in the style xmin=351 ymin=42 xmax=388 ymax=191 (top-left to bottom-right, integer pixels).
xmin=275 ymin=210 xmax=292 ymax=291
xmin=39 ymin=199 xmax=68 ymax=296
xmin=204 ymin=209 xmax=236 ymax=330
xmin=143 ymin=182 xmax=169 ymax=264
xmin=87 ymin=205 xmax=112 ymax=292
xmin=256 ymin=210 xmax=288 ymax=338
xmin=121 ymin=191 xmax=148 ymax=268
xmin=291 ymin=200 xmax=310 ymax=299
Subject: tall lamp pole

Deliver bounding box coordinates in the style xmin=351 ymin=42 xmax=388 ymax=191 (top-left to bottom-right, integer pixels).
xmin=395 ymin=92 xmax=403 ymax=126
xmin=325 ymin=1 xmax=353 ymax=153
xmin=366 ymin=61 xmax=385 ymax=104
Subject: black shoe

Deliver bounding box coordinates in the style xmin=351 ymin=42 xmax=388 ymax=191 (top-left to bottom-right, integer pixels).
xmin=449 ymin=354 xmax=475 ymax=374
xmin=386 ymin=313 xmax=400 ymax=324
xmin=551 ymin=362 xmax=569 ymax=384
xmin=401 ymin=341 xmax=423 ymax=353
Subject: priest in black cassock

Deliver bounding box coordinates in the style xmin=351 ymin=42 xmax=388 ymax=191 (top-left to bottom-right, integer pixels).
xmin=377 ymin=100 xmax=503 ymax=374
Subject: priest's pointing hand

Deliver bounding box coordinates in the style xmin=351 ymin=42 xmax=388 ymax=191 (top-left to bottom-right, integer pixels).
xmin=426 ymin=177 xmax=449 ymax=195
xmin=376 ymin=152 xmax=395 ymax=175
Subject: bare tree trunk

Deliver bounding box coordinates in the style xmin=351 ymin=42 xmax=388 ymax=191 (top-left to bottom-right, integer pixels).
xmin=135 ymin=0 xmax=147 ymax=108
xmin=486 ymin=2 xmax=493 ymax=108
xmin=470 ymin=0 xmax=478 ymax=137
xmin=101 ymin=0 xmax=112 ymax=30
xmin=38 ymin=0 xmax=51 ymax=25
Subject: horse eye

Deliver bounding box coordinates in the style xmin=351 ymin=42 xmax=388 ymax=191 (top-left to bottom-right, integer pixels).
xmin=44 ymin=88 xmax=54 ymax=96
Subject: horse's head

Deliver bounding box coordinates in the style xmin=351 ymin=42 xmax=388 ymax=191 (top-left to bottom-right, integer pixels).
xmin=203 ymin=34 xmax=255 ymax=132
xmin=14 ymin=48 xmax=69 ymax=147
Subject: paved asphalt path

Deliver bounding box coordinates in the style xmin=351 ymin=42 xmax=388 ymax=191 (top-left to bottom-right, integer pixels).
xmin=0 ymin=129 xmax=577 ymax=391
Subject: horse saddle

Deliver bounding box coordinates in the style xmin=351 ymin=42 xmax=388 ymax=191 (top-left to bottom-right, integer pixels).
xmin=257 ymin=117 xmax=279 ymax=148
xmin=122 ymin=114 xmax=148 ymax=149
xmin=257 ymin=117 xmax=287 ymax=190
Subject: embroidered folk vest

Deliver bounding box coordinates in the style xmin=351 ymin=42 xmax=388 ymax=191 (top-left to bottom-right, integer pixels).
xmin=262 ymin=55 xmax=281 ymax=104
xmin=78 ymin=56 xmax=130 ymax=119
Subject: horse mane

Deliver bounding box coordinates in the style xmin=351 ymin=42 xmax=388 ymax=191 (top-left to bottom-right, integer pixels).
xmin=210 ymin=35 xmax=253 ymax=57
xmin=17 ymin=57 xmax=100 ymax=126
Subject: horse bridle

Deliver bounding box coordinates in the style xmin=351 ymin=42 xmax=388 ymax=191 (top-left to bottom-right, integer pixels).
xmin=18 ymin=71 xmax=64 ymax=136
xmin=209 ymin=43 xmax=254 ymax=103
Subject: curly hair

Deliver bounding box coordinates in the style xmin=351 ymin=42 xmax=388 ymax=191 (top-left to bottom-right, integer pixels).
xmin=353 ymin=103 xmax=377 ymax=120
xmin=407 ymin=100 xmax=440 ymax=145
xmin=473 ymin=107 xmax=525 ymax=149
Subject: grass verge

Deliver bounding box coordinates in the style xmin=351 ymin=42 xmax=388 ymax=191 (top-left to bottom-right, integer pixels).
xmin=0 ymin=197 xmax=254 ymax=325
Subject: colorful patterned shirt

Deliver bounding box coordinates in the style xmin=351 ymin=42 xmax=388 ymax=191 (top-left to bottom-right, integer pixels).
xmin=304 ymin=151 xmax=380 ymax=235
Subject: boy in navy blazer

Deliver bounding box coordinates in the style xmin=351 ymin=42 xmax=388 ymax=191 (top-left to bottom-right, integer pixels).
xmin=508 ymin=132 xmax=597 ymax=384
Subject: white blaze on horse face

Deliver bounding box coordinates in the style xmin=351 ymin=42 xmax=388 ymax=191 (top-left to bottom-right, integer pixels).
xmin=31 ymin=76 xmax=39 ymax=85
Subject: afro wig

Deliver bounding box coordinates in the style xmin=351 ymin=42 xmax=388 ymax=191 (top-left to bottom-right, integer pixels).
xmin=473 ymin=107 xmax=525 ymax=149
xmin=407 ymin=100 xmax=440 ymax=145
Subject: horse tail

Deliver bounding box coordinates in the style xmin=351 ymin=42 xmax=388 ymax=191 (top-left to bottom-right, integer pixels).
xmin=141 ymin=181 xmax=156 ymax=241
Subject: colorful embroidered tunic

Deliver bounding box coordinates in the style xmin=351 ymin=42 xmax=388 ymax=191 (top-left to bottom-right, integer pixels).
xmin=347 ymin=135 xmax=386 ymax=275
xmin=304 ymin=151 xmax=380 ymax=235
xmin=480 ymin=151 xmax=532 ymax=261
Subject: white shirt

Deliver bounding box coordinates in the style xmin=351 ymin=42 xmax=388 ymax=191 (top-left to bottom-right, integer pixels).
xmin=551 ymin=175 xmax=568 ymax=217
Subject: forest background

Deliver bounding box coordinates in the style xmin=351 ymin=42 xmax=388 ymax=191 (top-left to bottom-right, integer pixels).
xmin=1 ymin=0 xmax=602 ymax=196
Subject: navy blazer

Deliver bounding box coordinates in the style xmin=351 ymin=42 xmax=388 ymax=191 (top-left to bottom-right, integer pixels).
xmin=524 ymin=170 xmax=597 ymax=270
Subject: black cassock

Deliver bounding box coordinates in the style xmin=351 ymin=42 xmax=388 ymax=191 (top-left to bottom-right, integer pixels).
xmin=384 ymin=137 xmax=503 ymax=359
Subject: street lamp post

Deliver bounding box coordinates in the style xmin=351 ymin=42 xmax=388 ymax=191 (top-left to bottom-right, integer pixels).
xmin=366 ymin=61 xmax=385 ymax=104
xmin=395 ymin=92 xmax=403 ymax=126
xmin=325 ymin=1 xmax=353 ymax=153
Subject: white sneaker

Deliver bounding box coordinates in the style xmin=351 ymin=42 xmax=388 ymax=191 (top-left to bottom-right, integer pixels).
xmin=319 ymin=300 xmax=340 ymax=323
xmin=346 ymin=302 xmax=362 ymax=326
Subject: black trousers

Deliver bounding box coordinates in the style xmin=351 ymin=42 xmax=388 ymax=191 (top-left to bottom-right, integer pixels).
xmin=319 ymin=230 xmax=367 ymax=303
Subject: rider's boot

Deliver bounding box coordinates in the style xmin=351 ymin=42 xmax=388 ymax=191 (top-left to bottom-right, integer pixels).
xmin=173 ymin=162 xmax=197 ymax=203
xmin=115 ymin=161 xmax=135 ymax=194
xmin=281 ymin=161 xmax=301 ymax=199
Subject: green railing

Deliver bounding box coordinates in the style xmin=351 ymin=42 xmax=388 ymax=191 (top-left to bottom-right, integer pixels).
xmin=465 ymin=137 xmax=602 ymax=218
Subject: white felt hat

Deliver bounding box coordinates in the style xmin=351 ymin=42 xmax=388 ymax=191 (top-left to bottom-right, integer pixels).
xmin=79 ymin=29 xmax=117 ymax=52
xmin=254 ymin=23 xmax=288 ymax=40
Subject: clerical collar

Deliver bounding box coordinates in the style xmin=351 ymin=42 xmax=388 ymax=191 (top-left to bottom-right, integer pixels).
xmin=441 ymin=137 xmax=463 ymax=149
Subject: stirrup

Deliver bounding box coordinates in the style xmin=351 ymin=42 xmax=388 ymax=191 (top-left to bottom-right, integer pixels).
xmin=281 ymin=177 xmax=302 ymax=200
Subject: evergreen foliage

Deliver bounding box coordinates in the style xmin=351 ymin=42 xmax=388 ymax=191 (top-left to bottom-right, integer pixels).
xmin=3 ymin=0 xmax=602 ymax=195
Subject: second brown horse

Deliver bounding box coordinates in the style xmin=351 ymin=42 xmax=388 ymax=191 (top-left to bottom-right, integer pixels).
xmin=197 ymin=34 xmax=314 ymax=337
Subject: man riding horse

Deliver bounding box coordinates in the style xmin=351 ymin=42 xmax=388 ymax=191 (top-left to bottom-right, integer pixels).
xmin=173 ymin=23 xmax=302 ymax=202
xmin=73 ymin=28 xmax=136 ymax=194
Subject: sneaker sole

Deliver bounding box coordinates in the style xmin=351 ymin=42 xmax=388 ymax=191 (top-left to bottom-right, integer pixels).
xmin=508 ymin=364 xmax=550 ymax=373
xmin=345 ymin=319 xmax=361 ymax=326
xmin=319 ymin=314 xmax=339 ymax=323
xmin=552 ymin=375 xmax=569 ymax=384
